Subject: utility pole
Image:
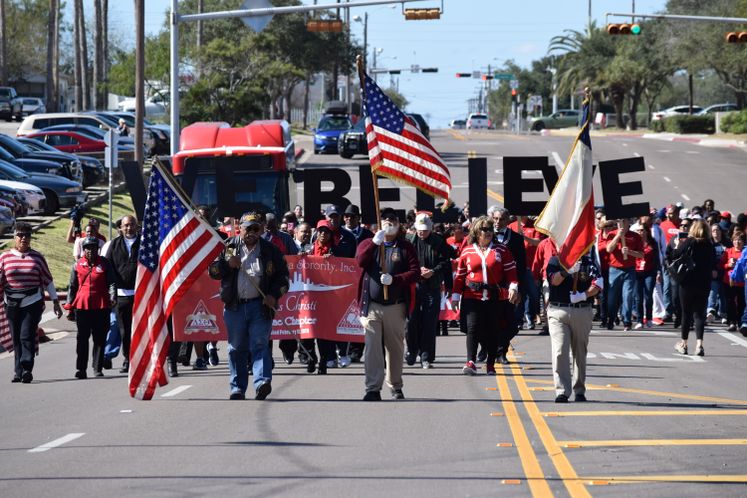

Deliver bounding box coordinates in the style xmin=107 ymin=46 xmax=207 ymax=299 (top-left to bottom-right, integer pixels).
xmin=135 ymin=0 xmax=144 ymax=167
xmin=345 ymin=0 xmax=352 ymax=114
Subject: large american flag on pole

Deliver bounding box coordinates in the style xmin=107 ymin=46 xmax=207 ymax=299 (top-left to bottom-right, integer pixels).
xmin=535 ymin=96 xmax=596 ymax=269
xmin=363 ymin=74 xmax=451 ymax=200
xmin=129 ymin=163 xmax=224 ymax=400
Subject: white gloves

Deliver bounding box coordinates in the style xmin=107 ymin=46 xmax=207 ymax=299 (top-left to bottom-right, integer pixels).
xmin=570 ymin=291 xmax=586 ymax=304
xmin=380 ymin=273 xmax=393 ymax=286
xmin=567 ymin=261 xmax=581 ymax=274
xmin=372 ymin=229 xmax=386 ymax=246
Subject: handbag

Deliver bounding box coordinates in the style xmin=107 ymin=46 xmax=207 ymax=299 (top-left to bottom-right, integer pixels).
xmin=667 ymin=244 xmax=694 ymax=284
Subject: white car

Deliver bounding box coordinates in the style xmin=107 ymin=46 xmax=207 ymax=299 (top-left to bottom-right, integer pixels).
xmin=117 ymin=97 xmax=167 ymax=117
xmin=466 ymin=113 xmax=490 ymax=129
xmin=449 ymin=119 xmax=466 ymax=129
xmin=0 ymin=179 xmax=46 ymax=215
xmin=651 ymin=105 xmax=704 ymax=121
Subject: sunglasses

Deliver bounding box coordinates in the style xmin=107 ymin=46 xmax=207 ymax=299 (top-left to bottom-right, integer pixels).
xmin=15 ymin=233 xmax=31 ymax=239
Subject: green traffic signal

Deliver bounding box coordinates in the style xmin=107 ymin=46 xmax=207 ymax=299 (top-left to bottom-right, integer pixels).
xmin=630 ymin=23 xmax=641 ymax=35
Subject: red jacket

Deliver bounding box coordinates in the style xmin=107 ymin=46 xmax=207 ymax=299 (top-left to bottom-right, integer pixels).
xmin=69 ymin=256 xmax=116 ymax=310
xmin=453 ymin=243 xmax=519 ymax=301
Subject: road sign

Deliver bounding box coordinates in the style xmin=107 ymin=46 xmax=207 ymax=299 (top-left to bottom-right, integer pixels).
xmin=472 ymin=71 xmax=481 ymax=79
xmin=494 ymin=72 xmax=514 ymax=80
xmin=510 ymin=79 xmax=519 ymax=90
xmin=240 ymin=0 xmax=273 ymax=32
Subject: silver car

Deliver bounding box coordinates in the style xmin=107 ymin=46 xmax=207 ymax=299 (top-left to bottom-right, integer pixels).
xmin=21 ymin=98 xmax=46 ymax=116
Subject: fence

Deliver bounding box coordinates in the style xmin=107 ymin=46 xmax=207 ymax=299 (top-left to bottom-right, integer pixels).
xmin=290 ymin=107 xmax=324 ymax=129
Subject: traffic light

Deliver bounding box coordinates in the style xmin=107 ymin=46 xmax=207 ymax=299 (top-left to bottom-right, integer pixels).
xmin=421 ymin=68 xmax=438 ymax=73
xmin=389 ymin=70 xmax=401 ymax=75
xmin=481 ymin=75 xmax=494 ymax=80
xmin=456 ymin=73 xmax=471 ymax=78
xmin=726 ymin=31 xmax=747 ymax=43
xmin=606 ymin=23 xmax=641 ymax=35
xmin=403 ymin=8 xmax=441 ymax=20
xmin=306 ymin=19 xmax=343 ymax=32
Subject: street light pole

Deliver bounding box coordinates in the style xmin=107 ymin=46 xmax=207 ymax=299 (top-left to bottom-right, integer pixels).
xmin=345 ymin=1 xmax=352 ymax=115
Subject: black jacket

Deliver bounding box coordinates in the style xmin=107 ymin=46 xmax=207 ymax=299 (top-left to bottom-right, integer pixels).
xmin=670 ymin=238 xmax=716 ymax=289
xmin=406 ymin=232 xmax=455 ymax=291
xmin=208 ymin=236 xmax=289 ymax=314
xmin=105 ymin=235 xmax=140 ymax=291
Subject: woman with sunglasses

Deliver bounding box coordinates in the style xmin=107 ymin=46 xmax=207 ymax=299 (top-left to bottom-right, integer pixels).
xmin=0 ymin=223 xmax=63 ymax=383
xmin=452 ymin=216 xmax=519 ymax=375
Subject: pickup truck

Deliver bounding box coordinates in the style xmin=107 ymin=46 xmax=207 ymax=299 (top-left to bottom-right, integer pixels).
xmin=0 ymin=87 xmax=23 ymax=122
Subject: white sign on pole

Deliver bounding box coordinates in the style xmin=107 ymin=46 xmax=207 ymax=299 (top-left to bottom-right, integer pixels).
xmin=510 ymin=79 xmax=519 ymax=90
xmin=240 ymin=0 xmax=274 ymax=31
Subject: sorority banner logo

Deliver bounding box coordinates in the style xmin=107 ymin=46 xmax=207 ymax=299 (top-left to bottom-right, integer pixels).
xmin=172 ymin=256 xmax=364 ymax=343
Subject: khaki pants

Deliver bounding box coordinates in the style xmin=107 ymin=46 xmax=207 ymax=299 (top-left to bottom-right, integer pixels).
xmin=548 ymin=305 xmax=593 ymax=397
xmin=361 ymin=302 xmax=406 ymax=393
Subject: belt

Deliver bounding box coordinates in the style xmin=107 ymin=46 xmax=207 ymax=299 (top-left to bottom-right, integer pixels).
xmin=549 ymin=302 xmax=591 ymax=308
xmin=238 ymin=297 xmax=262 ymax=304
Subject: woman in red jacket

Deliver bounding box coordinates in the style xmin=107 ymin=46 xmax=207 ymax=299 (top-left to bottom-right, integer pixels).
xmin=67 ymin=237 xmax=116 ymax=379
xmin=724 ymin=232 xmax=745 ymax=331
xmin=451 ymin=216 xmax=519 ymax=375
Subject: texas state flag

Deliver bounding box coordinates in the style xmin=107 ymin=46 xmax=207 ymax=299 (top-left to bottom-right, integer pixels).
xmin=535 ymin=97 xmax=595 ymax=270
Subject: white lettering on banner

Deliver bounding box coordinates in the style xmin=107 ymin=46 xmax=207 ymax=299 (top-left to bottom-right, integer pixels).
xmin=587 ymin=352 xmax=705 ymax=363
xmin=284 ymin=316 xmax=318 ymax=326
xmin=279 ymin=294 xmax=318 ymax=312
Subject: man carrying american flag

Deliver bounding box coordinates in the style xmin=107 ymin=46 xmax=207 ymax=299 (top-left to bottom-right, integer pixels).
xmin=129 ymin=163 xmax=225 ymax=400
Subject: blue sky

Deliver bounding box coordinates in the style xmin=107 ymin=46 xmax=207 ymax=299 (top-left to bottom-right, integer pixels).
xmin=85 ymin=0 xmax=668 ymax=127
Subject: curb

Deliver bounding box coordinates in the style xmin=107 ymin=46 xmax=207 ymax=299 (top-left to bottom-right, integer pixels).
xmin=642 ymin=133 xmax=747 ymax=148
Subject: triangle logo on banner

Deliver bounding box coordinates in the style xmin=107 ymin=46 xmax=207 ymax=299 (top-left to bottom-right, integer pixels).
xmin=184 ymin=300 xmax=220 ymax=335
xmin=336 ymin=300 xmax=365 ymax=336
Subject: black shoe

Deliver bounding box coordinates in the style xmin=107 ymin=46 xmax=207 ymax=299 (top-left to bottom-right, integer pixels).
xmin=363 ymin=390 xmax=382 ymax=401
xmin=391 ymin=389 xmax=405 ymax=400
xmin=539 ymin=326 xmax=549 ymax=336
xmin=317 ymin=362 xmax=327 ymax=375
xmin=498 ymin=354 xmax=509 ymax=364
xmin=477 ymin=349 xmax=487 ymax=362
xmin=167 ymin=360 xmax=178 ymax=377
xmin=555 ymin=394 xmax=569 ymax=403
xmin=192 ymin=358 xmax=207 ymax=371
xmin=405 ymin=354 xmax=416 ymax=366
xmin=94 ymin=370 xmax=104 ymax=377
xmin=11 ymin=376 xmax=21 ymax=383
xmin=574 ymin=393 xmax=587 ymax=402
xmin=21 ymin=371 xmax=32 ymax=383
xmin=103 ymin=358 xmax=112 ymax=370
xmin=740 ymin=325 xmax=747 ymax=337
xmin=442 ymin=330 xmax=449 ymax=336
xmin=229 ymin=392 xmax=245 ymax=400
xmin=674 ymin=319 xmax=681 ymax=329
xmin=75 ymin=370 xmax=87 ymax=379
xmin=119 ymin=361 xmax=129 ymax=373
xmin=606 ymin=321 xmax=614 ymax=330
xmin=255 ymin=382 xmax=272 ymax=400
xmin=208 ymin=348 xmax=220 ymax=366
xmin=306 ymin=360 xmax=316 ymax=374
xmin=350 ymin=351 xmax=362 ymax=363
xmin=282 ymin=351 xmax=294 ymax=365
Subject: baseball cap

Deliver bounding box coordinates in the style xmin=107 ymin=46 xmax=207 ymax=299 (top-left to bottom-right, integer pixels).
xmin=324 ymin=205 xmax=341 ymax=217
xmin=82 ymin=236 xmax=99 ymax=248
xmin=414 ymin=213 xmax=433 ymax=231
xmin=381 ymin=207 xmax=398 ymax=221
xmin=721 ymin=211 xmax=732 ymax=219
xmin=316 ymin=220 xmax=332 ymax=231
xmin=239 ymin=212 xmax=263 ymax=228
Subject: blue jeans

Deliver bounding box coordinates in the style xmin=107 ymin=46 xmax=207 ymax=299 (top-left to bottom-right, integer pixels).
xmin=224 ymin=299 xmax=272 ymax=394
xmin=741 ymin=285 xmax=747 ymax=327
xmin=635 ymin=271 xmax=656 ymax=323
xmin=707 ymin=280 xmax=727 ymax=316
xmin=662 ymin=270 xmax=674 ymax=317
xmin=608 ymin=266 xmax=636 ymax=325
xmin=104 ymin=310 xmax=120 ymax=360
xmin=521 ymin=269 xmax=540 ymax=324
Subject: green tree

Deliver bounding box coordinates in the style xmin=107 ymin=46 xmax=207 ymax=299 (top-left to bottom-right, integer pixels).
xmin=383 ymin=87 xmax=408 ymax=110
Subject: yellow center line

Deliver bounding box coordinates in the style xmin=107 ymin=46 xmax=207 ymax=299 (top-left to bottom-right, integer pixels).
xmin=524 ymin=379 xmax=747 ymax=406
xmin=447 ymin=129 xmax=465 ymax=141
xmin=502 ymin=364 xmax=592 ymax=498
xmin=582 ymin=475 xmax=747 ymax=484
xmin=544 ymin=409 xmax=747 ymax=417
xmin=560 ymin=439 xmax=747 ymax=448
xmin=487 ymin=189 xmax=504 ymax=203
xmin=494 ymin=370 xmax=554 ymax=497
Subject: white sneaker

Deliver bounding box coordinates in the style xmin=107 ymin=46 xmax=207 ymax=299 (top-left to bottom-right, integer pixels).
xmin=634 ymin=322 xmax=644 ymax=330
xmin=721 ymin=318 xmax=728 ymax=325
xmin=706 ymin=312 xmax=716 ymax=323
xmin=338 ymin=355 xmax=351 ymax=368
xmin=422 ymin=361 xmax=432 ymax=369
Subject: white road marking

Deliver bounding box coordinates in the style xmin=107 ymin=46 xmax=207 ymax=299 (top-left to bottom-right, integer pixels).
xmin=715 ymin=331 xmax=747 ymax=348
xmin=29 ymin=433 xmax=85 ymax=453
xmin=40 ymin=311 xmax=57 ymax=324
xmin=681 ymin=194 xmax=691 ymax=201
xmin=120 ymin=410 xmax=133 ymax=413
xmin=591 ymin=330 xmax=677 ymax=337
xmin=622 ymin=143 xmax=628 ymax=147
xmin=488 ymin=181 xmax=504 ymax=185
xmin=551 ymin=151 xmax=564 ymax=169
xmin=648 ymin=164 xmax=655 ymax=170
xmin=657 ymin=149 xmax=672 ymax=153
xmin=161 ymin=385 xmax=193 ymax=398
xmin=663 ymin=176 xmax=671 ymax=182
xmin=685 ymin=150 xmax=700 ymax=154
xmin=494 ymin=169 xmax=503 ymax=174
xmin=633 ymin=152 xmax=641 ymax=157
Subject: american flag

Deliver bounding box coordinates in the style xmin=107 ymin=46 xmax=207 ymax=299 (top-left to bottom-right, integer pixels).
xmin=129 ymin=163 xmax=224 ymax=400
xmin=363 ymin=74 xmax=451 ymax=200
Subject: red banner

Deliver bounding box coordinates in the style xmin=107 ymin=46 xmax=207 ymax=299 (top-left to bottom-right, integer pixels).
xmin=172 ymin=256 xmax=365 ymax=343
xmin=438 ymin=260 xmax=459 ymax=321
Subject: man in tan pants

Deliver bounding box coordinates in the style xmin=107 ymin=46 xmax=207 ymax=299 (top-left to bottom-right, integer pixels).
xmin=546 ymin=252 xmax=602 ymax=403
xmin=355 ymin=208 xmax=420 ymax=401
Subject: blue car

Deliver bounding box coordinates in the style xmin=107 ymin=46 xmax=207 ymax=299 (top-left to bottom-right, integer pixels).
xmin=313 ymin=115 xmax=353 ymax=154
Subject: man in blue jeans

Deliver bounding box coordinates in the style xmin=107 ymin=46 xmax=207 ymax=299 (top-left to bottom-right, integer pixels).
xmin=208 ymin=212 xmax=289 ymax=400
xmin=601 ymin=219 xmax=643 ymax=331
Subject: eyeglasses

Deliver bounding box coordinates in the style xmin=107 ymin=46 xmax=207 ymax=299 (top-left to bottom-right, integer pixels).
xmin=15 ymin=233 xmax=31 ymax=239
xmin=680 ymin=224 xmax=689 ymax=229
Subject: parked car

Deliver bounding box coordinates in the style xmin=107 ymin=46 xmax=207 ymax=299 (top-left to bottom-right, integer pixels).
xmin=104 ymin=111 xmax=170 ymax=154
xmin=117 ymin=96 xmax=167 ymax=117
xmin=449 ymin=119 xmax=466 ymax=129
xmin=0 ymin=144 xmax=72 ymax=182
xmin=696 ymin=103 xmax=740 ymax=115
xmin=0 ymin=179 xmax=43 ymax=215
xmin=28 ymin=124 xmax=138 ymax=162
xmin=651 ymin=105 xmax=704 ymax=121
xmin=407 ymin=113 xmax=431 ymax=140
xmin=0 ymin=160 xmax=84 ymax=214
xmin=0 ymin=183 xmax=27 ymax=217
xmin=0 ymin=133 xmax=83 ymax=184
xmin=17 ymin=136 xmax=106 ymax=187
xmin=314 ymin=115 xmax=353 ymax=154
xmin=82 ymin=111 xmax=156 ymax=155
xmin=0 ymin=204 xmax=14 ymax=233
xmin=466 ymin=113 xmax=490 ymax=130
xmin=0 ymin=86 xmax=23 ymax=121
xmin=338 ymin=119 xmax=367 ymax=159
xmin=528 ymin=109 xmax=581 ymax=131
xmin=21 ymin=97 xmax=46 ymax=116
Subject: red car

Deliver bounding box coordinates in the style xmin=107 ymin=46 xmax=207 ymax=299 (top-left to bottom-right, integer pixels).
xmin=26 ymin=130 xmax=106 ymax=161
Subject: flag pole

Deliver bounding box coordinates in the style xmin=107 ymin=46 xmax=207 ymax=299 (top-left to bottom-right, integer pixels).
xmin=356 ymin=55 xmax=388 ymax=299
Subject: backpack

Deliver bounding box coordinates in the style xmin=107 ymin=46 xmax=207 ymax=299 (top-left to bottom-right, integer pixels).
xmin=667 ymin=243 xmax=694 ymax=284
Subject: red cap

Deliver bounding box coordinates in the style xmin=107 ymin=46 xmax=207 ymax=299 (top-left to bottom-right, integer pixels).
xmin=316 ymin=220 xmax=331 ymax=230
xmin=721 ymin=211 xmax=732 ymax=219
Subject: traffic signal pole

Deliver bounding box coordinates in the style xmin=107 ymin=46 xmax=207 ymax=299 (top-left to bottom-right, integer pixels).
xmin=606 ymin=11 xmax=747 ymax=24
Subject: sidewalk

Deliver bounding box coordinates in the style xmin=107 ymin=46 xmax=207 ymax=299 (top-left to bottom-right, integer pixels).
xmin=540 ymin=127 xmax=747 ymax=149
